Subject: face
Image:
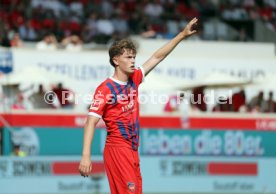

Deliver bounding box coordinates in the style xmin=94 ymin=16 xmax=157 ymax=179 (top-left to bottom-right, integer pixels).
xmin=113 ymin=49 xmax=136 ymax=75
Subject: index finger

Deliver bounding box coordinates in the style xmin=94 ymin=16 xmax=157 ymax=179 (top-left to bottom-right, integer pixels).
xmin=191 ymin=18 xmax=198 ymax=25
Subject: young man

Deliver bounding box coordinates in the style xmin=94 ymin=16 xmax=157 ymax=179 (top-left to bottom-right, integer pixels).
xmin=79 ymin=17 xmax=198 ymax=194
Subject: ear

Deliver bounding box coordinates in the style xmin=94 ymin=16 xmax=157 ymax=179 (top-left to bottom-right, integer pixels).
xmin=113 ymin=56 xmax=119 ymax=66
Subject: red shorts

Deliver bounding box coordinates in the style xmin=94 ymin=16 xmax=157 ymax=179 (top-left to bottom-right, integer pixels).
xmin=104 ymin=145 xmax=142 ymax=194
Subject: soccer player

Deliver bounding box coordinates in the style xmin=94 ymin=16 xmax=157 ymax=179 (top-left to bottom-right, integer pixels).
xmin=79 ymin=17 xmax=198 ymax=194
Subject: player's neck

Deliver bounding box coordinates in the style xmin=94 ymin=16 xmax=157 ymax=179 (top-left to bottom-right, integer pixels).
xmin=112 ymin=70 xmax=129 ymax=82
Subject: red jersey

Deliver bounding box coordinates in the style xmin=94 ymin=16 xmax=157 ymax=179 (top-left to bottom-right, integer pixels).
xmin=89 ymin=68 xmax=144 ymax=150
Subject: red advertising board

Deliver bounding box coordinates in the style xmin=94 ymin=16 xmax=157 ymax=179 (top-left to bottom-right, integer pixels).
xmin=1 ymin=112 xmax=276 ymax=130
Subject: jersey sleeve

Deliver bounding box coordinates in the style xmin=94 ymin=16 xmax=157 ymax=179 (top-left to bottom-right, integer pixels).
xmin=130 ymin=66 xmax=145 ymax=86
xmin=88 ymin=85 xmax=109 ymax=118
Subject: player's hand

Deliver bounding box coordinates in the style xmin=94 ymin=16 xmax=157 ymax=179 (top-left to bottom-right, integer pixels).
xmin=79 ymin=156 xmax=92 ymax=177
xmin=181 ymin=17 xmax=198 ymax=38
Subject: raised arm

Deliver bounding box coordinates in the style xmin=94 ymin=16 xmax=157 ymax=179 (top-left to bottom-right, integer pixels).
xmin=142 ymin=17 xmax=198 ymax=76
xmin=79 ymin=115 xmax=100 ymax=177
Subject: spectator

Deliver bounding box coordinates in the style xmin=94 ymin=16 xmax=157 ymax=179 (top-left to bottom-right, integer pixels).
xmin=52 ymin=83 xmax=74 ymax=109
xmin=164 ymin=93 xmax=185 ymax=113
xmin=249 ymin=91 xmax=264 ymax=112
xmin=28 ymin=84 xmax=54 ymax=109
xmin=222 ymin=3 xmax=248 ymax=20
xmin=10 ymin=144 xmax=26 ymax=157
xmin=1 ymin=0 xmax=276 ymax=44
xmin=19 ymin=20 xmax=38 ymax=41
xmin=0 ymin=35 xmax=11 ymax=47
xmin=11 ymin=93 xmax=26 ymax=110
xmin=231 ymin=89 xmax=246 ymax=112
xmin=111 ymin=13 xmax=129 ymax=37
xmin=162 ymin=0 xmax=177 ymax=20
xmin=82 ymin=13 xmax=98 ymax=42
xmin=243 ymin=0 xmax=256 ymax=8
xmin=262 ymin=91 xmax=276 ymax=112
xmin=36 ymin=33 xmax=58 ymax=50
xmin=191 ymin=86 xmax=207 ymax=111
xmin=140 ymin=17 xmax=157 ymax=39
xmin=265 ymin=0 xmax=276 ymax=8
xmin=95 ymin=14 xmax=114 ymax=44
xmin=212 ymin=97 xmax=232 ymax=112
xmin=10 ymin=32 xmax=24 ymax=48
xmin=101 ymin=0 xmax=114 ymax=18
xmin=128 ymin=12 xmax=141 ymax=34
xmin=1 ymin=84 xmax=20 ymax=109
xmin=61 ymin=35 xmax=83 ymax=51
xmin=258 ymin=3 xmax=273 ymax=21
xmin=69 ymin=0 xmax=84 ymax=17
xmin=248 ymin=6 xmax=260 ymax=20
xmin=144 ymin=0 xmax=163 ymax=19
xmin=234 ymin=28 xmax=250 ymax=41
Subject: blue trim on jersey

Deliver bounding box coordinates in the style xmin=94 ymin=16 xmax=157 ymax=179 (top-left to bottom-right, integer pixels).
xmin=128 ymin=122 xmax=133 ymax=137
xmin=134 ymin=117 xmax=140 ymax=147
xmin=106 ymin=82 xmax=117 ymax=104
xmin=132 ymin=140 xmax=136 ymax=150
xmin=128 ymin=79 xmax=136 ymax=89
xmin=135 ymin=119 xmax=140 ymax=134
xmin=117 ymin=121 xmax=129 ymax=140
xmin=123 ymin=84 xmax=129 ymax=96
xmin=113 ymin=81 xmax=124 ymax=95
xmin=128 ymin=122 xmax=136 ymax=150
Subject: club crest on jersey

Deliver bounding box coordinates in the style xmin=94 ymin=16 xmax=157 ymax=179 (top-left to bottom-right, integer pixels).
xmin=117 ymin=94 xmax=127 ymax=101
xmin=90 ymin=99 xmax=101 ymax=110
xmin=127 ymin=182 xmax=135 ymax=192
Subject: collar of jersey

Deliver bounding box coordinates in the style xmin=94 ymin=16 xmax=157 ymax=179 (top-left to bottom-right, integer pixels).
xmin=109 ymin=77 xmax=128 ymax=85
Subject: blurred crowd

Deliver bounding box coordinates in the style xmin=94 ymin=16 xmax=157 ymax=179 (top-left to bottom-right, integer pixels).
xmin=1 ymin=83 xmax=75 ymax=111
xmin=1 ymin=0 xmax=276 ymax=48
xmin=212 ymin=90 xmax=276 ymax=113
xmin=1 ymin=82 xmax=276 ymax=114
xmin=164 ymin=88 xmax=276 ymax=113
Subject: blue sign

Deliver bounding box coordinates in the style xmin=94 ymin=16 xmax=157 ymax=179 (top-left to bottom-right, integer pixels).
xmin=0 ymin=50 xmax=13 ymax=74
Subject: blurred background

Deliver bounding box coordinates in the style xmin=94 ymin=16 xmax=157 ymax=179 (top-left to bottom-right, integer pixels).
xmin=0 ymin=0 xmax=276 ymax=194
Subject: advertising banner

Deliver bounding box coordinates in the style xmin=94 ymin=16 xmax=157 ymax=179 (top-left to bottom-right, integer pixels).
xmin=140 ymin=129 xmax=276 ymax=157
xmin=3 ymin=127 xmax=276 ymax=157
xmin=3 ymin=127 xmax=105 ymax=156
xmin=0 ymin=156 xmax=108 ymax=194
xmin=0 ymin=127 xmax=3 ymax=155
xmin=1 ymin=113 xmax=276 ymax=130
xmin=10 ymin=42 xmax=276 ymax=82
xmin=5 ymin=43 xmax=276 ymax=103
xmin=141 ymin=157 xmax=276 ymax=193
xmin=0 ymin=50 xmax=13 ymax=74
xmin=1 ymin=156 xmax=276 ymax=194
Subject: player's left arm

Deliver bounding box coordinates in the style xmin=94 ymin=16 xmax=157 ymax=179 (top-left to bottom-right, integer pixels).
xmin=142 ymin=17 xmax=198 ymax=76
